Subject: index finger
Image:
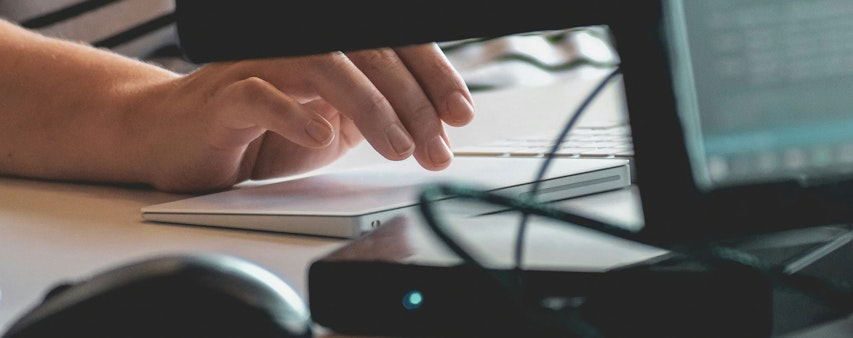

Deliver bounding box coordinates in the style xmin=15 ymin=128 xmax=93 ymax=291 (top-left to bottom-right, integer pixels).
xmin=300 ymin=52 xmax=416 ymax=162
xmin=394 ymin=44 xmax=475 ymax=127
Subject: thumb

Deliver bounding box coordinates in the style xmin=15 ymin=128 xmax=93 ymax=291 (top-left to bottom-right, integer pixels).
xmin=212 ymin=77 xmax=335 ymax=149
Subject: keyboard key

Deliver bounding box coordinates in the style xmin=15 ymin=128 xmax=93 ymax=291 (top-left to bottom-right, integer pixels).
xmin=454 ymin=125 xmax=634 ymax=159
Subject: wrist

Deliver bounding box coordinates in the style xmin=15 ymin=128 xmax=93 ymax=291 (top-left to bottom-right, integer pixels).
xmin=114 ymin=73 xmax=184 ymax=189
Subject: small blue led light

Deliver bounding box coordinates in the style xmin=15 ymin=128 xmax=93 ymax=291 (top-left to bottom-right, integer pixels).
xmin=402 ymin=290 xmax=423 ymax=310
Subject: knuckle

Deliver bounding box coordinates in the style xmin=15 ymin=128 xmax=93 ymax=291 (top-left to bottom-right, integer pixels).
xmin=232 ymin=76 xmax=272 ymax=100
xmin=352 ymin=48 xmax=403 ymax=71
xmin=359 ymin=91 xmax=390 ymax=117
xmin=309 ymin=51 xmax=352 ymax=73
xmin=299 ymin=51 xmax=354 ymax=88
xmin=402 ymin=102 xmax=439 ymax=137
xmin=412 ymin=101 xmax=436 ymax=117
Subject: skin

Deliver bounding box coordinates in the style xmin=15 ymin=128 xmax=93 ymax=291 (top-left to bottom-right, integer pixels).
xmin=0 ymin=19 xmax=475 ymax=192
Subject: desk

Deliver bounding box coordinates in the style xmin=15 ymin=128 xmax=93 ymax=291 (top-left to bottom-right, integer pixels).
xmin=0 ymin=70 xmax=849 ymax=337
xmin=0 ymin=68 xmax=622 ymax=334
xmin=0 ymin=176 xmax=345 ymax=332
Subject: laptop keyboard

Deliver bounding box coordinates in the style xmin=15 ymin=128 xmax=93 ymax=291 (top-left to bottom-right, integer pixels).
xmin=453 ymin=124 xmax=633 ymax=159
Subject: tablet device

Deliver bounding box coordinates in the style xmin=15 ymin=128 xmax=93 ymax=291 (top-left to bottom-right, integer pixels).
xmin=141 ymin=157 xmax=630 ymax=238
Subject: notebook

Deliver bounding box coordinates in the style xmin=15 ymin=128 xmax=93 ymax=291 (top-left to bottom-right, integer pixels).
xmin=142 ymin=157 xmax=630 ymax=238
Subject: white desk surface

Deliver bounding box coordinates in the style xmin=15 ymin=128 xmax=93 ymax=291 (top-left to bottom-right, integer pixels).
xmin=0 ymin=68 xmax=849 ymax=337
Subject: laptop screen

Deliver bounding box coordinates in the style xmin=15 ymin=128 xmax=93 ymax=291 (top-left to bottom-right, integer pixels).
xmin=666 ymin=0 xmax=853 ymax=191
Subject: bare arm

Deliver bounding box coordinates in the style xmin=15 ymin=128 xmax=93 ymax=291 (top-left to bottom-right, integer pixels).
xmin=0 ymin=20 xmax=474 ymax=192
xmin=0 ymin=19 xmax=179 ymax=186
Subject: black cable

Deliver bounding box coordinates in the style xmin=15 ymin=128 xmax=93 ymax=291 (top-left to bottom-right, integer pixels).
xmin=418 ymin=184 xmax=607 ymax=337
xmin=499 ymin=64 xmax=852 ymax=315
xmin=416 ymin=65 xmax=635 ymax=337
xmin=416 ymin=61 xmax=853 ymax=335
xmin=514 ymin=67 xmax=623 ymax=272
xmin=418 ymin=183 xmax=853 ymax=336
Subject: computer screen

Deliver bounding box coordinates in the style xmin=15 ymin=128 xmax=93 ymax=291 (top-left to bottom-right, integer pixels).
xmin=666 ymin=0 xmax=853 ymax=190
xmin=609 ymin=0 xmax=853 ymax=243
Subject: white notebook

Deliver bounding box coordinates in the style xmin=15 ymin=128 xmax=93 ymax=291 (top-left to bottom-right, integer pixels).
xmin=141 ymin=157 xmax=630 ymax=238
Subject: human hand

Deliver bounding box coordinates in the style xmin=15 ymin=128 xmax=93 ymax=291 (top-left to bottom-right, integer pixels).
xmin=137 ymin=43 xmax=474 ymax=192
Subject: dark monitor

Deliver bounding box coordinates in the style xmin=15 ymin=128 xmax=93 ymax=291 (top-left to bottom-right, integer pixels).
xmin=173 ymin=1 xmax=613 ymax=61
xmin=614 ymin=0 xmax=853 ymax=245
xmin=174 ymin=0 xmax=853 ymax=246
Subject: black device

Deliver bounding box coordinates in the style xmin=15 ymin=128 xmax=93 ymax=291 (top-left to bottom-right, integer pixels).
xmin=308 ymin=212 xmax=852 ymax=337
xmin=1 ymin=254 xmax=312 ymax=338
xmin=308 ymin=215 xmax=783 ymax=337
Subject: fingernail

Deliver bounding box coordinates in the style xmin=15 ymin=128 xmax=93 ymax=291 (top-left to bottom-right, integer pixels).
xmin=446 ymin=92 xmax=474 ymax=124
xmin=386 ymin=123 xmax=414 ymax=156
xmin=306 ymin=119 xmax=333 ymax=144
xmin=427 ymin=135 xmax=453 ymax=166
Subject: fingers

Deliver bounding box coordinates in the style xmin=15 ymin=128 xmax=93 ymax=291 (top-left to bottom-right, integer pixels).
xmin=211 ymin=77 xmax=334 ymax=150
xmin=346 ymin=48 xmax=455 ymax=170
xmin=302 ymin=52 xmax=417 ymax=162
xmin=325 ymin=45 xmax=473 ymax=170
xmin=250 ymin=100 xmax=363 ymax=180
xmin=226 ymin=44 xmax=474 ymax=171
xmin=394 ymin=44 xmax=475 ymax=127
xmin=305 ymin=99 xmax=364 ymax=150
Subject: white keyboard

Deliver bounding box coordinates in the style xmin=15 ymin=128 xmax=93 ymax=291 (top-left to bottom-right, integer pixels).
xmin=454 ymin=125 xmax=633 ymax=159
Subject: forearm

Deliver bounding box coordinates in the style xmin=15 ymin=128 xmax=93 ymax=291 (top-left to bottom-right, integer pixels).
xmin=0 ymin=20 xmax=178 ymax=185
xmin=0 ymin=16 xmax=474 ymax=193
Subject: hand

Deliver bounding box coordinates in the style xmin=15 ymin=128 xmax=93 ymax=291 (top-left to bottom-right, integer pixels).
xmin=137 ymin=43 xmax=475 ymax=192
